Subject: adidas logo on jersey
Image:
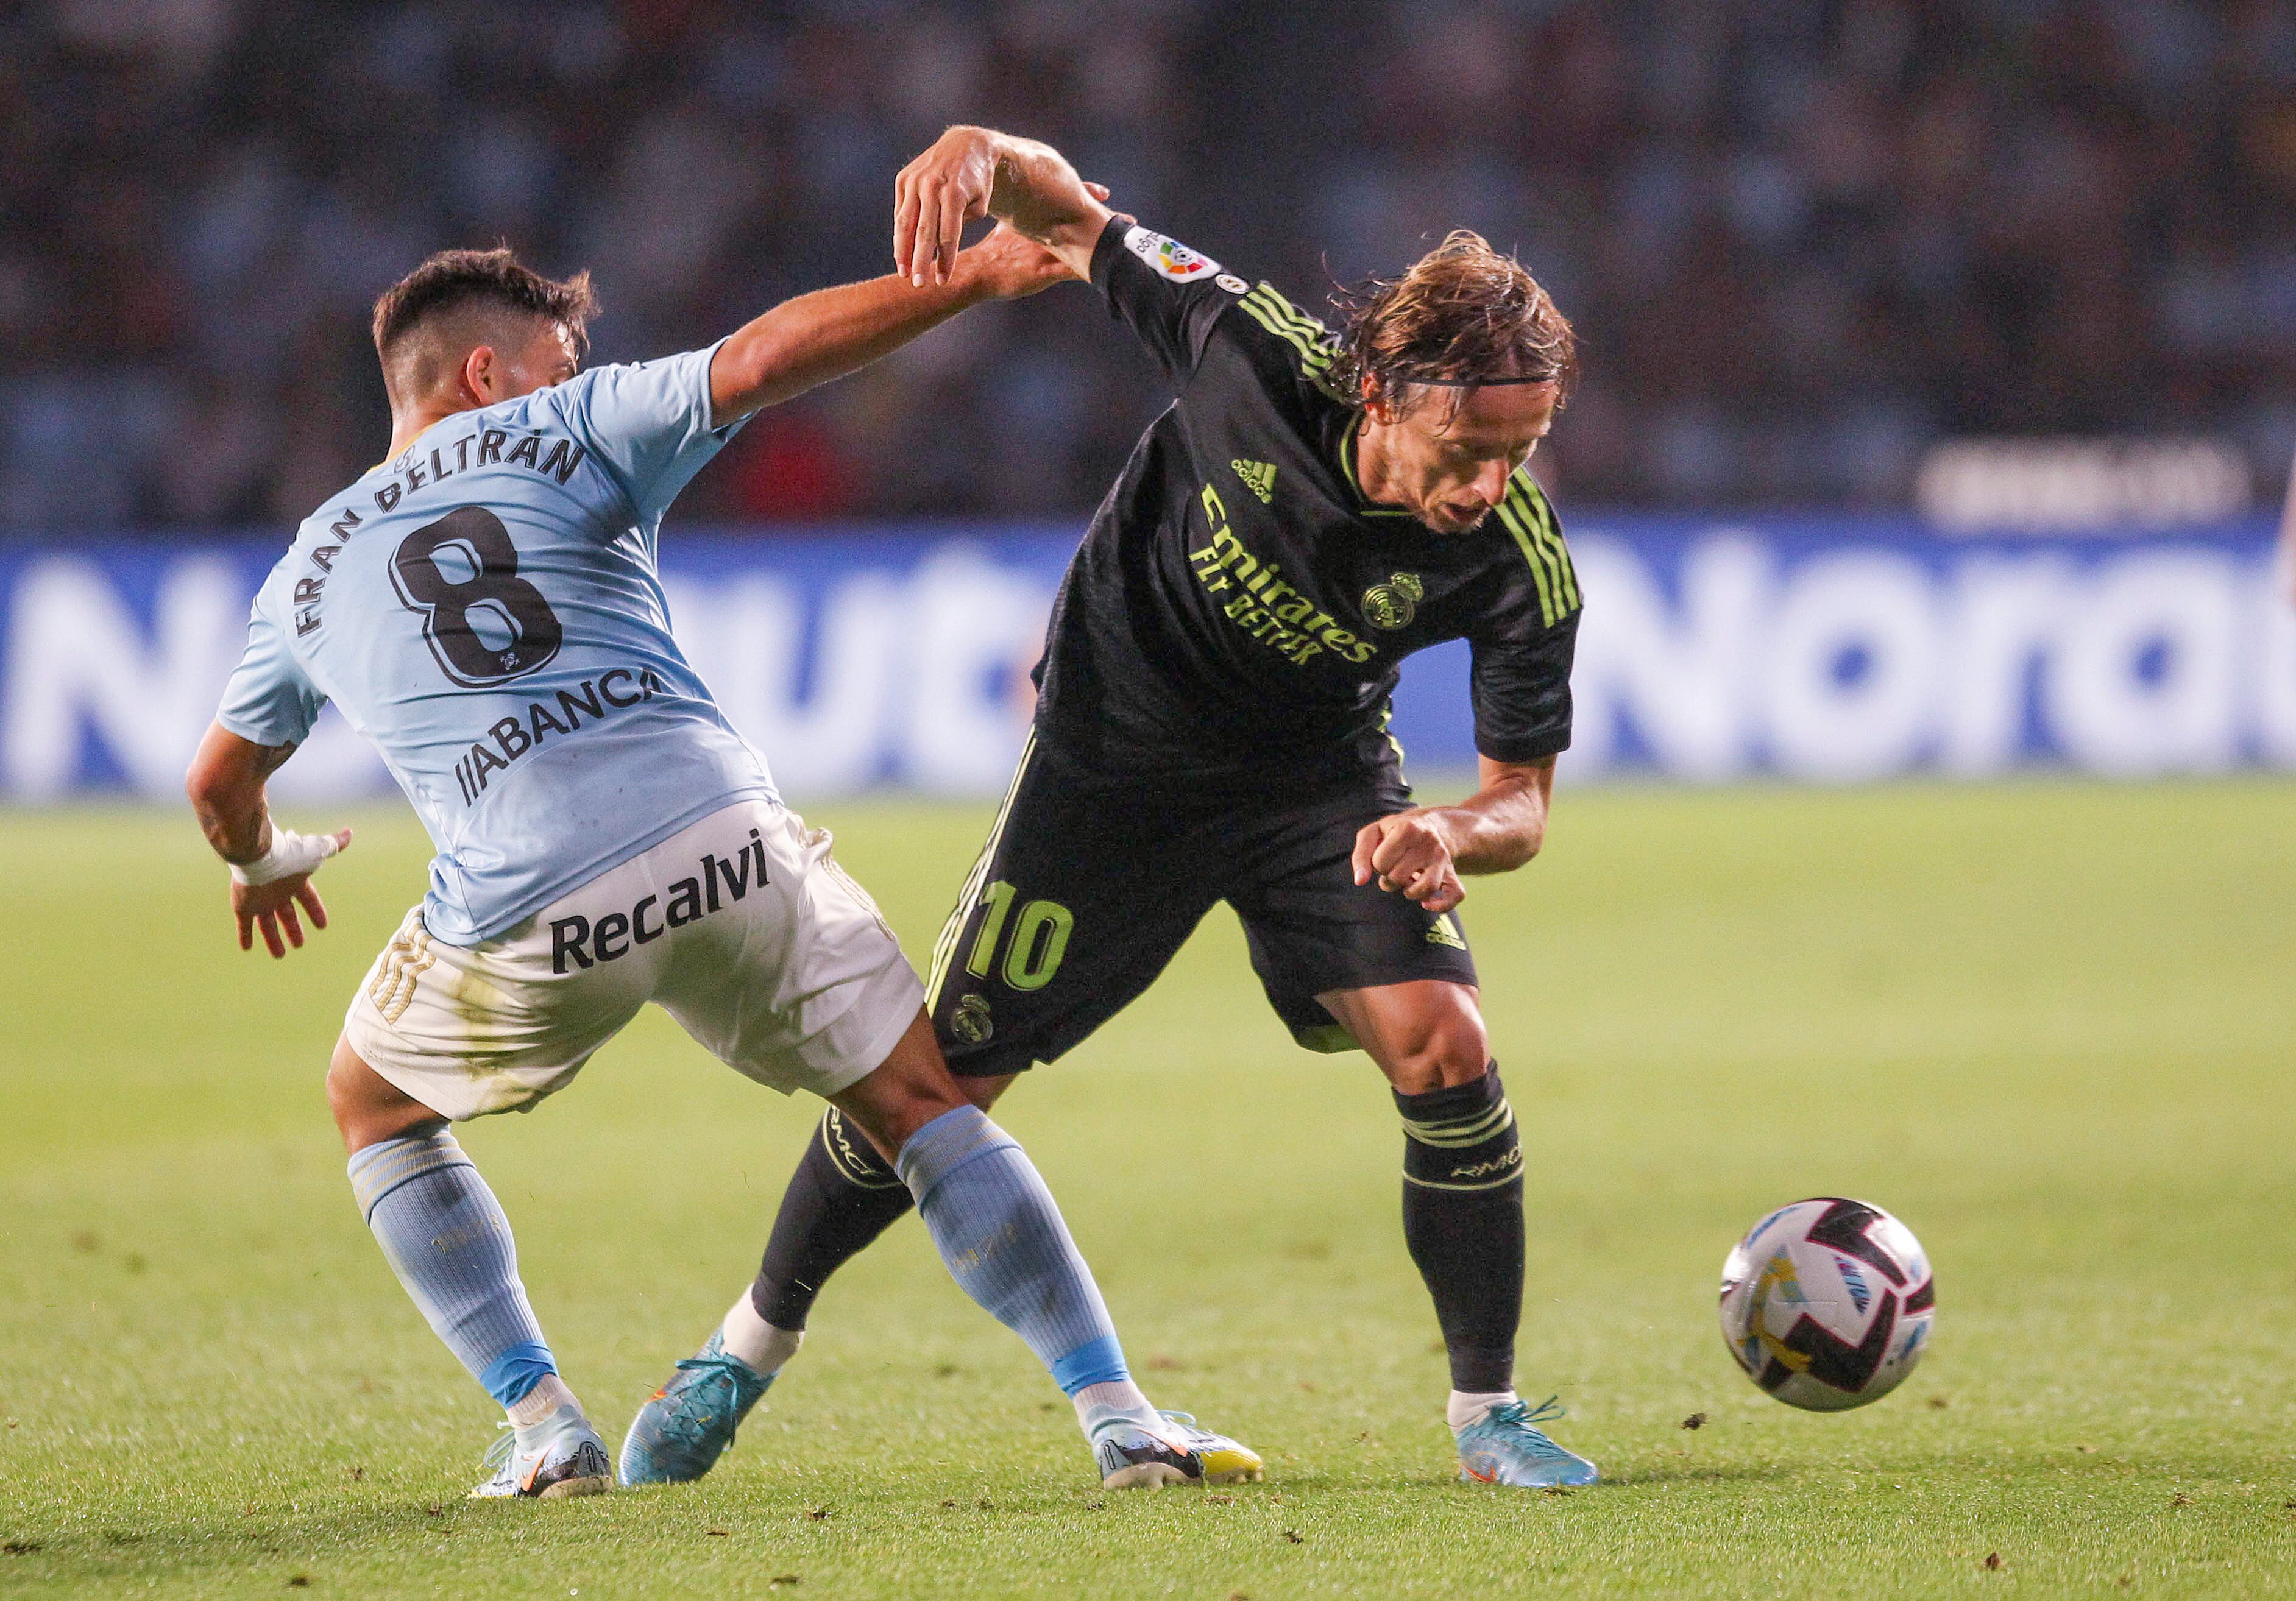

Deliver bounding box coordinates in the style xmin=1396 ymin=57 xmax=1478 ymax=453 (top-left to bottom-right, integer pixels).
xmin=1231 ymin=459 xmax=1277 ymax=503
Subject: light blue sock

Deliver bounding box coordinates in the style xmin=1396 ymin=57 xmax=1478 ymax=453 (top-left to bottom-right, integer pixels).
xmin=348 ymin=1132 xmax=556 ymax=1410
xmin=895 ymin=1106 xmax=1132 ymax=1397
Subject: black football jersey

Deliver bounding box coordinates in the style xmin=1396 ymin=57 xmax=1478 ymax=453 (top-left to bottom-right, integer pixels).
xmin=1029 ymin=214 xmax=1581 ymax=783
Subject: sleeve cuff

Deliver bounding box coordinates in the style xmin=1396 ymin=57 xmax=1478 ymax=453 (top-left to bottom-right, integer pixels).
xmin=215 ymin=711 xmax=299 ymax=751
xmin=1475 ymin=732 xmax=1571 ymax=764
xmin=696 ymin=335 xmax=737 ymax=437
xmin=1087 ymin=213 xmax=1135 ymax=296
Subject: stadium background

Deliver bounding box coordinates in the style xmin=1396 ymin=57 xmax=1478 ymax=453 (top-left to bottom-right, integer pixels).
xmin=4 ymin=4 xmax=2294 ymax=1599
xmin=1 ymin=0 xmax=2291 ymax=793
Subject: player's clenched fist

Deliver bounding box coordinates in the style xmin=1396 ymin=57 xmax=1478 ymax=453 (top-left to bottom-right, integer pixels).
xmin=1352 ymin=810 xmax=1467 ymax=914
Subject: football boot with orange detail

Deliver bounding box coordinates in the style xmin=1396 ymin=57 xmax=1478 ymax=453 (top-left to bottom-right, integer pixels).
xmin=617 ymin=1331 xmax=774 ymax=1486
xmin=469 ymin=1410 xmax=612 ymax=1500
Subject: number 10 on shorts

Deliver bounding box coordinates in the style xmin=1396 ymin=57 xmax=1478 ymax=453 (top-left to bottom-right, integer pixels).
xmin=966 ymin=882 xmax=1073 ymax=992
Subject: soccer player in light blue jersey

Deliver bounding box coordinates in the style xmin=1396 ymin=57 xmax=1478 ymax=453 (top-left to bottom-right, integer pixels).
xmin=185 ymin=232 xmax=1256 ymax=1499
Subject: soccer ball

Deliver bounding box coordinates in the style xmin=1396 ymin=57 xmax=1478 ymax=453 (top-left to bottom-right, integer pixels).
xmin=1718 ymin=1197 xmax=1935 ymax=1412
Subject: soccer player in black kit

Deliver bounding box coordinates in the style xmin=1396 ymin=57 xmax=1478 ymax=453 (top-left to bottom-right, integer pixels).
xmin=626 ymin=127 xmax=1596 ymax=1490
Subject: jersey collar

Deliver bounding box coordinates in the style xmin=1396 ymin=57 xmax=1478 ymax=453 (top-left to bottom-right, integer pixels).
xmin=369 ymin=414 xmax=453 ymax=476
xmin=1334 ymin=413 xmax=1415 ymax=518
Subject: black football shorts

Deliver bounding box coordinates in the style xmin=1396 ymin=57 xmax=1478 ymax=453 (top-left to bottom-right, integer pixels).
xmin=923 ymin=731 xmax=1479 ymax=1076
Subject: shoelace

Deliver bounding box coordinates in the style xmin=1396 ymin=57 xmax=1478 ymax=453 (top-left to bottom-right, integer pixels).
xmin=655 ymin=1354 xmax=757 ymax=1450
xmin=1090 ymin=1413 xmax=1195 ymax=1459
xmin=1476 ymin=1395 xmax=1573 ymax=1455
xmin=479 ymin=1423 xmax=517 ymax=1472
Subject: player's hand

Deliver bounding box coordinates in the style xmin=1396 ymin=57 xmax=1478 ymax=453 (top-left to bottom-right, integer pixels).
xmin=1352 ymin=810 xmax=1467 ymax=914
xmin=897 ymin=127 xmax=1001 ymax=288
xmin=229 ymin=826 xmax=352 ymax=958
xmin=896 ymin=127 xmax=1108 ymax=287
xmin=953 ymin=219 xmax=1091 ymax=300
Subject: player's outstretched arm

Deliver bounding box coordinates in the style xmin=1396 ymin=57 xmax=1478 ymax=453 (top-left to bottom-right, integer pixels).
xmin=896 ymin=127 xmax=1113 ymax=288
xmin=185 ymin=723 xmax=352 ymax=958
xmin=1352 ymin=757 xmax=1556 ymax=914
xmin=707 ymin=221 xmax=1085 ymax=425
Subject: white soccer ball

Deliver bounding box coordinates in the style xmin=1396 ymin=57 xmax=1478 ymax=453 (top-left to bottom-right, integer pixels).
xmin=1718 ymin=1197 xmax=1935 ymax=1412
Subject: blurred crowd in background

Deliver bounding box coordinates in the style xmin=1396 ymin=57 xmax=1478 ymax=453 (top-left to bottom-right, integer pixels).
xmin=4 ymin=0 xmax=2294 ymax=532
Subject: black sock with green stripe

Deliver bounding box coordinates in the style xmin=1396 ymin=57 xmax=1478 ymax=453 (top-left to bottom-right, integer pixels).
xmin=1396 ymin=1064 xmax=1525 ymax=1394
xmin=750 ymin=1108 xmax=916 ymax=1331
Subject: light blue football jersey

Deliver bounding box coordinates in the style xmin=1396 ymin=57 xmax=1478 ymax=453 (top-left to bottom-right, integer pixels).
xmin=216 ymin=342 xmax=777 ymax=945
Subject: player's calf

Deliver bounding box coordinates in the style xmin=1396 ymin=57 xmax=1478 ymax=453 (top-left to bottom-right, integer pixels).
xmin=1392 ymin=1062 xmax=1598 ymax=1486
xmin=341 ymin=1069 xmax=612 ymax=1499
xmin=1327 ymin=985 xmax=1588 ymax=1482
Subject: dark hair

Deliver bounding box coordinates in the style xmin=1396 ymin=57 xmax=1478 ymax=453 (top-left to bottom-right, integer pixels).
xmin=370 ymin=246 xmax=598 ymax=366
xmin=1327 ymin=230 xmax=1577 ymax=417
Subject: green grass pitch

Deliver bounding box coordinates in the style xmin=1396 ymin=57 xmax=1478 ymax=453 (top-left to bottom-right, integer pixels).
xmin=2 ymin=780 xmax=2292 ymax=1599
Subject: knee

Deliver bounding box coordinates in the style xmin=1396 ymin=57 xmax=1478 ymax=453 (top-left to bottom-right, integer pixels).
xmin=868 ymin=1077 xmax=969 ymax=1157
xmin=1383 ymin=1006 xmax=1491 ymax=1097
xmin=831 ymin=1017 xmax=971 ymax=1161
xmin=327 ymin=1042 xmax=441 ymax=1154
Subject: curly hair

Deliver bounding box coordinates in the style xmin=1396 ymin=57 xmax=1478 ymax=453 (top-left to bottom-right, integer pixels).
xmin=1325 ymin=230 xmax=1576 ymax=419
xmin=370 ymin=246 xmax=598 ymax=366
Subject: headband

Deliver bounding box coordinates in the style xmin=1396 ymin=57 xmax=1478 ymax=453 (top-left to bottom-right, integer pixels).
xmin=1396 ymin=373 xmax=1556 ymax=387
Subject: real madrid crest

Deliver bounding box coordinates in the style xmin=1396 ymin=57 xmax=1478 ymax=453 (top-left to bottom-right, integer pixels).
xmin=951 ymin=993 xmax=994 ymax=1044
xmin=1360 ymin=572 xmax=1423 ymax=631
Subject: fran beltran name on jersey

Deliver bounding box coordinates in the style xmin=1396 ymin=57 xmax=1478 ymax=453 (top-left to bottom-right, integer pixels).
xmin=289 ymin=417 xmax=664 ymax=811
xmin=285 ymin=426 xmax=588 ymax=640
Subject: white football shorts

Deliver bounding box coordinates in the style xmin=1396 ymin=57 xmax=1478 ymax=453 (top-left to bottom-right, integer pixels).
xmin=342 ymin=799 xmax=923 ymax=1119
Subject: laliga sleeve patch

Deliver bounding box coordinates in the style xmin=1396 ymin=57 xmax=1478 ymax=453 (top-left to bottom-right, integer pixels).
xmin=1123 ymin=225 xmax=1221 ymax=281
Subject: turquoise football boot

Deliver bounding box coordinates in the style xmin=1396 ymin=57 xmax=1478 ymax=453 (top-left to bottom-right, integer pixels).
xmin=618 ymin=1332 xmax=775 ymax=1486
xmin=1454 ymin=1396 xmax=1600 ymax=1488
